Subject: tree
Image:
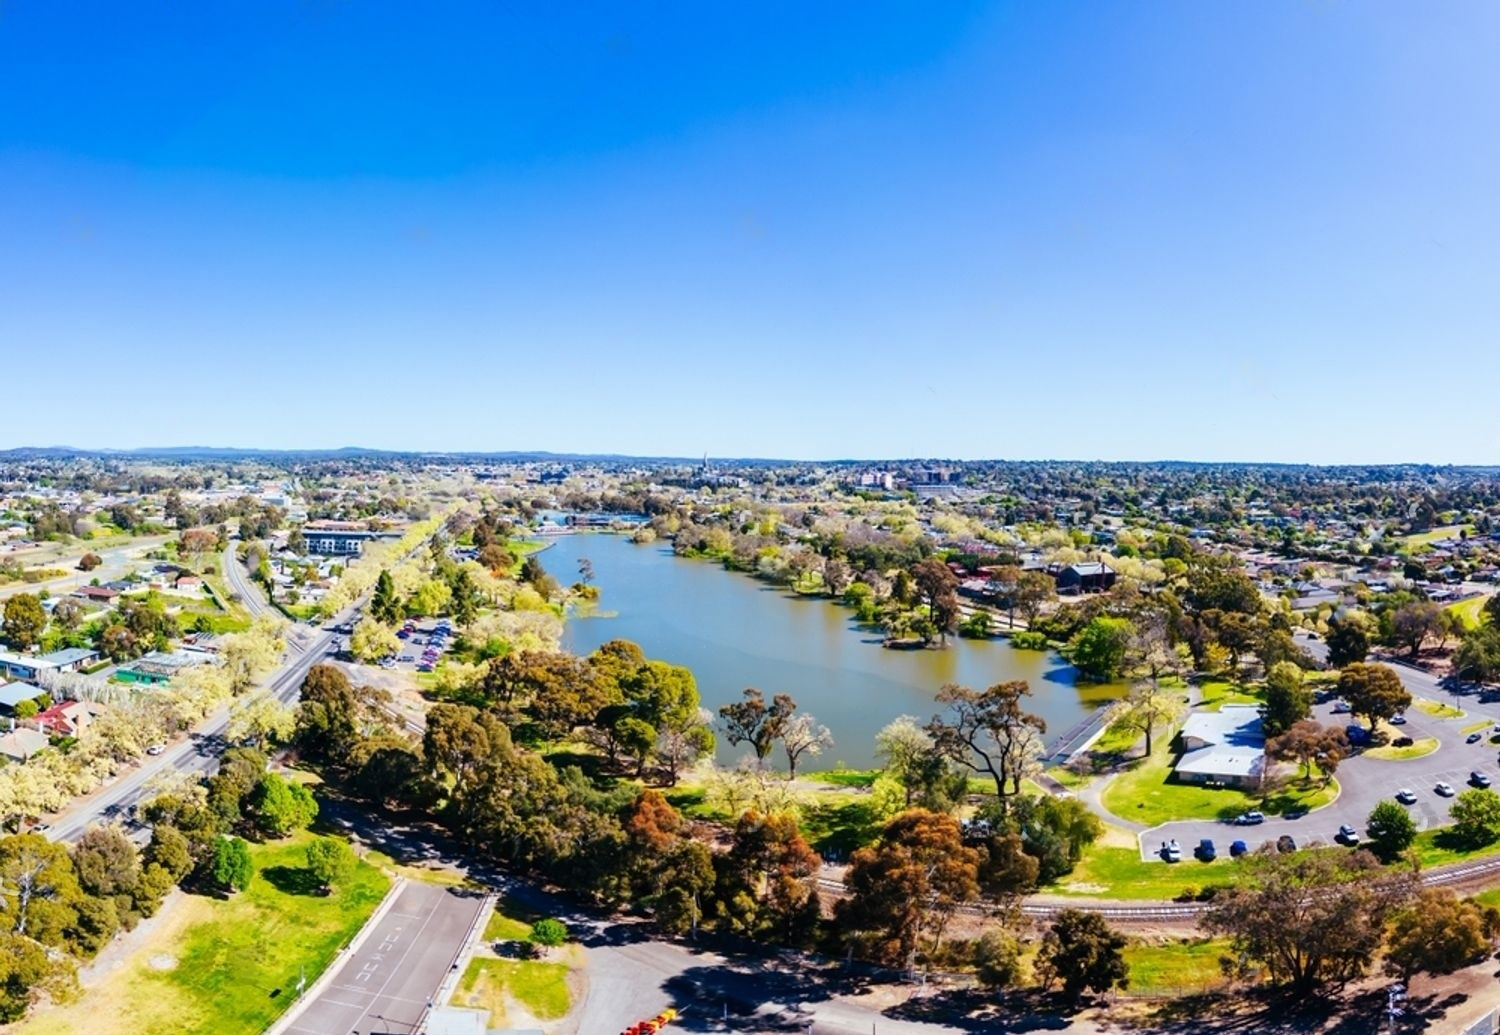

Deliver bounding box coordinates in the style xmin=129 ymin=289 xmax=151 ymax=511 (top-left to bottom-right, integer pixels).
xmin=875 ymin=716 xmax=964 ymax=811
xmin=250 ymin=773 xmax=319 ymax=838
xmin=1267 ymin=720 xmax=1347 ymax=782
xmin=1391 ymin=601 xmax=1443 ymax=657
xmin=1366 ymin=799 xmax=1418 ymax=862
xmin=1337 ymin=663 xmax=1411 ymax=731
xmin=1001 ymin=794 xmax=1103 ymax=884
xmin=836 ymin=810 xmax=981 ymax=969
xmin=1325 ymin=612 xmax=1372 ymax=668
xmin=0 ymin=931 xmax=74 ymax=1023
xmin=927 ymin=681 xmax=1046 ymax=804
xmin=371 ymin=569 xmax=400 ymax=625
xmin=2 ymin=595 xmax=46 ymax=650
xmin=287 ymin=525 xmax=307 ymax=555
xmin=1449 ymin=788 xmax=1500 ymax=849
xmin=293 ymin=664 xmax=362 ymax=766
xmin=1202 ymin=848 xmax=1414 ymax=992
xmin=1260 ymin=661 xmax=1312 ymax=738
xmin=50 ymin=597 xmax=85 ymax=632
xmin=1013 ymin=571 xmax=1057 ymax=627
xmin=779 ymin=713 xmax=832 ymax=778
xmin=145 ymin=825 xmax=194 ymax=883
xmin=1111 ymin=680 xmax=1185 ymax=757
xmin=971 ymin=929 xmax=1024 ymax=991
xmin=449 ymin=568 xmax=480 ymax=628
xmin=1068 ymin=616 xmax=1134 ymax=681
xmin=0 ymin=834 xmax=82 ymax=946
xmin=530 ymin=918 xmax=568 ymax=947
xmin=1384 ymin=890 xmax=1493 ymax=985
xmin=718 ymin=688 xmax=796 ymax=765
xmin=1035 ymin=910 xmax=1129 ymax=1001
xmin=911 ymin=558 xmax=960 ymax=645
xmin=712 ymin=811 xmax=822 ymax=947
xmin=1455 ymin=625 xmax=1500 ymax=682
xmin=77 ymin=552 xmax=102 ymax=572
xmin=304 ymin=836 xmax=356 ymax=893
xmin=227 ymin=696 xmax=296 ymax=749
xmin=210 ymin=837 xmax=253 ymax=894
xmin=350 ymin=617 xmax=400 ymax=663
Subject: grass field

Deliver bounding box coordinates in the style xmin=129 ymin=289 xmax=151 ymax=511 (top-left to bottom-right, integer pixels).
xmin=1403 ymin=525 xmax=1475 ymax=550
xmin=1448 ymin=595 xmax=1490 ymax=631
xmin=1122 ymin=939 xmax=1229 ymax=995
xmin=484 ymin=899 xmax=540 ymax=943
xmin=451 ymin=960 xmax=572 ymax=1024
xmin=1364 ymin=737 xmax=1440 ymax=761
xmin=1099 ymin=737 xmax=1336 ymax=827
xmin=17 ymin=832 xmax=388 ymax=1035
xmin=1052 ymin=842 xmax=1236 ymax=900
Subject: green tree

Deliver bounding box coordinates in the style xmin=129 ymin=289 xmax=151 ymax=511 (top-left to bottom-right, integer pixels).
xmin=1455 ymin=625 xmax=1500 ymax=682
xmin=0 ymin=931 xmax=75 ymax=1023
xmin=0 ymin=834 xmax=82 ymax=946
xmin=1366 ymin=799 xmax=1418 ymax=862
xmin=927 ymin=681 xmax=1046 ymax=804
xmin=718 ymin=688 xmax=796 ymax=764
xmin=1111 ymin=679 xmax=1185 ymax=756
xmin=1260 ymin=661 xmax=1312 ymax=738
xmin=1390 ymin=601 xmax=1443 ymax=657
xmin=1325 ymin=612 xmax=1372 ymax=668
xmin=350 ymin=616 xmax=400 ymax=663
xmin=211 ymin=837 xmax=253 ymax=894
xmin=2 ymin=594 xmax=46 ymax=650
xmin=371 ymin=569 xmax=400 ymax=625
xmin=304 ymin=837 xmax=356 ymax=893
xmin=529 ymin=918 xmax=568 ymax=946
xmin=450 ymin=568 xmax=480 ymax=627
xmin=1035 ymin=910 xmax=1130 ymax=1001
xmin=1384 ymin=890 xmax=1493 ymax=985
xmin=1449 ymin=788 xmax=1500 ymax=849
xmin=1337 ymin=662 xmax=1411 ymax=731
xmin=250 ymin=773 xmax=319 ymax=838
xmin=970 ymin=929 xmax=1024 ymax=990
xmin=1068 ymin=616 xmax=1134 ymax=681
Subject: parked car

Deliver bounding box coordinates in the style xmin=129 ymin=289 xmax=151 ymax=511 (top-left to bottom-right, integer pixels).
xmin=1472 ymin=772 xmax=1492 ymax=788
xmin=1276 ymin=834 xmax=1297 ymax=853
xmin=146 ymin=744 xmax=165 ymax=756
xmin=416 ymin=663 xmax=433 ymax=673
xmin=1229 ymin=839 xmax=1248 ymax=858
xmin=1337 ymin=824 xmax=1360 ymax=845
xmin=1331 ymin=700 xmax=1351 ymax=713
xmin=1390 ymin=714 xmax=1407 ymax=725
xmin=1233 ymin=811 xmax=1265 ymax=826
xmin=1392 ymin=736 xmax=1414 ymax=748
xmin=1469 ymin=732 xmax=1485 ymax=744
xmin=1195 ymin=839 xmax=1217 ymax=861
xmin=1162 ymin=840 xmax=1182 ymax=863
xmin=1436 ymin=781 xmax=1457 ymax=796
xmin=1396 ymin=788 xmax=1418 ymax=804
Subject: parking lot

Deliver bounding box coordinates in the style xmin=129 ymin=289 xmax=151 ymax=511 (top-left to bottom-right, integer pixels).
xmin=382 ymin=617 xmax=454 ymax=674
xmin=1139 ymin=680 xmax=1500 ymax=862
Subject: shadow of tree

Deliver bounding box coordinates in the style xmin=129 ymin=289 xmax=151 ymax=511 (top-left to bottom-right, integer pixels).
xmin=261 ymin=864 xmax=324 ymax=896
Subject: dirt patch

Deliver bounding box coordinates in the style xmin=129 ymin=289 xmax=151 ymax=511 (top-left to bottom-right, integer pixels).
xmin=146 ymin=955 xmax=177 ymax=972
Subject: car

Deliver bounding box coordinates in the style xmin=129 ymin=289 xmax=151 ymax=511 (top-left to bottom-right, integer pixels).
xmin=1162 ymin=840 xmax=1182 ymax=863
xmin=146 ymin=744 xmax=165 ymax=756
xmin=1436 ymin=781 xmax=1457 ymax=796
xmin=1390 ymin=714 xmax=1407 ymax=725
xmin=1337 ymin=824 xmax=1360 ymax=845
xmin=1396 ymin=788 xmax=1418 ymax=804
xmin=397 ymin=630 xmax=411 ymax=639
xmin=416 ymin=663 xmax=433 ymax=673
xmin=1233 ymin=811 xmax=1265 ymax=826
xmin=1469 ymin=732 xmax=1485 ymax=744
xmin=399 ymin=655 xmax=415 ymax=663
xmin=1392 ymin=736 xmax=1414 ymax=748
xmin=1345 ymin=724 xmax=1370 ymax=745
xmin=1331 ymin=700 xmax=1351 ymax=713
xmin=1229 ymin=839 xmax=1248 ymax=858
xmin=1276 ymin=834 xmax=1297 ymax=854
xmin=1195 ymin=839 xmax=1217 ymax=861
xmin=1472 ymin=771 xmax=1492 ymax=788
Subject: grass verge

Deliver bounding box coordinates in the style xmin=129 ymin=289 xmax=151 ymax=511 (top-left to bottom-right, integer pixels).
xmin=1122 ymin=938 xmax=1229 ymax=996
xmin=1364 ymin=737 xmax=1440 ymax=761
xmin=451 ymin=959 xmax=572 ymax=1023
xmin=18 ymin=831 xmax=388 ymax=1035
xmin=1414 ymin=699 xmax=1464 ymax=719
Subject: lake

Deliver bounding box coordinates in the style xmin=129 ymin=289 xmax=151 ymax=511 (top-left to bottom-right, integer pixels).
xmin=538 ymin=531 xmax=1124 ymax=769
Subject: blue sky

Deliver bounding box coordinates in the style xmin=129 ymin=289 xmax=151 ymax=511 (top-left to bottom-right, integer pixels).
xmin=2 ymin=2 xmax=1497 ymax=462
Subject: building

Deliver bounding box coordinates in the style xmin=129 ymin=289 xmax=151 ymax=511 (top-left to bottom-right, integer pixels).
xmin=0 ymin=680 xmax=46 ymax=717
xmin=32 ymin=700 xmax=94 ymax=738
xmin=0 ymin=648 xmax=101 ymax=682
xmin=114 ymin=650 xmax=211 ymax=686
xmin=0 ymin=726 xmax=50 ymax=763
xmin=1053 ymin=561 xmax=1117 ymax=594
xmin=304 ymin=528 xmax=384 ymax=556
xmin=1174 ymin=705 xmax=1267 ymax=790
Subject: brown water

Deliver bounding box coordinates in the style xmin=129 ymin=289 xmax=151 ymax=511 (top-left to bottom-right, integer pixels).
xmin=543 ymin=532 xmax=1124 ymax=769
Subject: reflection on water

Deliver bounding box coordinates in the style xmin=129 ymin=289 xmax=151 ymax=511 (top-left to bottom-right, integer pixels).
xmin=540 ymin=532 xmax=1125 ymax=769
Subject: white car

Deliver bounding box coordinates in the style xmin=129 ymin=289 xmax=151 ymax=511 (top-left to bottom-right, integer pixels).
xmin=1389 ymin=714 xmax=1407 ymax=725
xmin=146 ymin=744 xmax=165 ymax=756
xmin=1436 ymin=781 xmax=1456 ymax=797
xmin=1396 ymin=788 xmax=1417 ymax=804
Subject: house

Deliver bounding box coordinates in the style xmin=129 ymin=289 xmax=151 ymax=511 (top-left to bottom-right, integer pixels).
xmin=0 ymin=680 xmax=46 ymax=717
xmin=0 ymin=726 xmax=50 ymax=763
xmin=72 ymin=585 xmax=119 ymax=603
xmin=1053 ymin=561 xmax=1117 ymax=594
xmin=0 ymin=648 xmax=102 ymax=682
xmin=114 ymin=650 xmax=211 ymax=686
xmin=31 ymin=700 xmax=93 ymax=737
xmin=1174 ymin=705 xmax=1267 ymax=790
xmin=37 ymin=648 xmax=100 ymax=673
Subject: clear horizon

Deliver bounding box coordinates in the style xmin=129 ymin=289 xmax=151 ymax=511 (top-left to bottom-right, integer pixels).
xmin=3 ymin=3 xmax=1497 ymax=464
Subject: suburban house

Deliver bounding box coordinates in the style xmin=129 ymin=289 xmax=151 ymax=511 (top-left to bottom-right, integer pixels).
xmin=72 ymin=585 xmax=120 ymax=604
xmin=0 ymin=648 xmax=102 ymax=682
xmin=31 ymin=699 xmax=94 ymax=738
xmin=1053 ymin=561 xmax=1117 ymax=594
xmin=114 ymin=649 xmax=211 ymax=686
xmin=0 ymin=726 xmax=50 ymax=764
xmin=1174 ymin=705 xmax=1267 ymax=790
xmin=0 ymin=680 xmax=47 ymax=717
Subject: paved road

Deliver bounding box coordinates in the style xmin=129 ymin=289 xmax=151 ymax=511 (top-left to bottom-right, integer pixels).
xmin=282 ymin=882 xmax=486 ymax=1035
xmin=1133 ymin=637 xmax=1500 ymax=861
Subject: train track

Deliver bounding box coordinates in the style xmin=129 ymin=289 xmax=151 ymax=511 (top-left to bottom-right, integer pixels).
xmin=817 ymin=850 xmax=1500 ymax=924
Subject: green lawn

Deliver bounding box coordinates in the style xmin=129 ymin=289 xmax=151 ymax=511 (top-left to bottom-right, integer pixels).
xmin=1052 ymin=843 xmax=1236 ymax=900
xmin=1364 ymin=737 xmax=1440 ymax=761
xmin=1409 ymin=827 xmax=1500 ymax=869
xmin=484 ymin=898 xmax=540 ymax=943
xmin=1448 ymin=595 xmax=1490 ymax=631
xmin=1403 ymin=525 xmax=1475 ymax=550
xmin=20 ymin=831 xmax=388 ymax=1035
xmin=1122 ymin=939 xmax=1230 ymax=995
xmin=1463 ymin=720 xmax=1493 ymax=735
xmin=452 ymin=959 xmax=572 ymax=1022
xmin=804 ymin=768 xmax=880 ymax=789
xmin=1197 ymin=680 xmax=1262 ymax=712
xmin=1414 ymin=699 xmax=1464 ymax=719
xmin=1100 ymin=739 xmax=1337 ymax=826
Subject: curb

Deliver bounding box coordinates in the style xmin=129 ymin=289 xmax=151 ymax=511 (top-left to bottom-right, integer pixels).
xmin=263 ymin=874 xmax=408 ymax=1035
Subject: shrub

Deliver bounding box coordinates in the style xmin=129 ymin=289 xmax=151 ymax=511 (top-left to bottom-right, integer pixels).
xmin=1011 ymin=631 xmax=1049 ymax=650
xmin=530 ymin=918 xmax=567 ymax=947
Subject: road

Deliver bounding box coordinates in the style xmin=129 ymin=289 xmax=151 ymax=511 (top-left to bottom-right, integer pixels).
xmin=280 ymin=882 xmax=487 ymax=1035
xmin=222 ymin=541 xmax=275 ymax=620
